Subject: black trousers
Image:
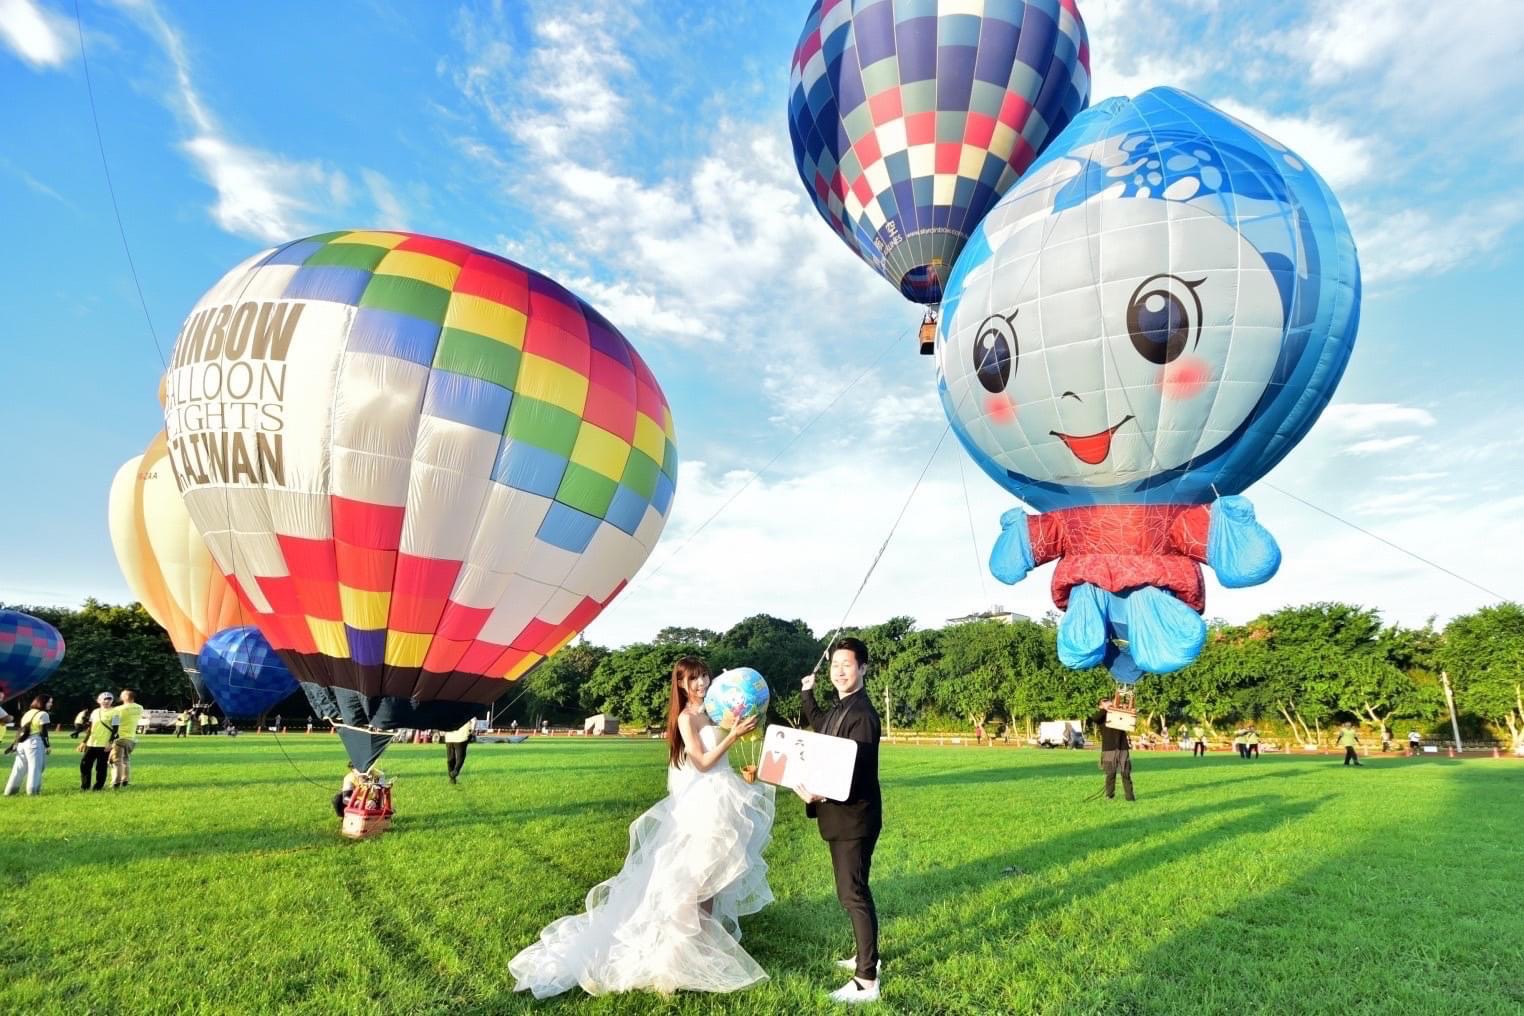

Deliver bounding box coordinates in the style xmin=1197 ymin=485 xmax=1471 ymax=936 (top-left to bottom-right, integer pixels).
xmin=1103 ymin=768 xmax=1135 ymax=800
xmin=80 ymin=747 xmax=109 ymax=790
xmin=1249 ymin=744 xmax=1259 ymax=758
xmin=1192 ymin=740 xmax=1206 ymax=756
xmin=446 ymin=741 xmax=468 ymax=779
xmin=1343 ymin=746 xmax=1361 ymax=766
xmin=828 ymin=834 xmax=879 ymax=980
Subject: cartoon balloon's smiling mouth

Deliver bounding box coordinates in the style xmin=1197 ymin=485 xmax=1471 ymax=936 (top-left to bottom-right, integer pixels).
xmin=1051 ymin=416 xmax=1134 ymax=464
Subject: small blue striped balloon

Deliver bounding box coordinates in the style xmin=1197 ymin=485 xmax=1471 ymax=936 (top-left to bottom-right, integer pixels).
xmin=0 ymin=610 xmax=65 ymax=702
xmin=197 ymin=626 xmax=300 ymax=718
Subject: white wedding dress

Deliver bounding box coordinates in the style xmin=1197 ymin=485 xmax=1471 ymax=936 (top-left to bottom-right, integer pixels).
xmin=509 ymin=725 xmax=776 ymax=998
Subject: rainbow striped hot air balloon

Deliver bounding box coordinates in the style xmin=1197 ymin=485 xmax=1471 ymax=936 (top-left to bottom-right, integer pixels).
xmin=788 ymin=0 xmax=1090 ymax=304
xmin=162 ymin=231 xmax=677 ymax=729
xmin=0 ymin=610 xmax=65 ymax=703
xmin=109 ymin=432 xmax=247 ymax=701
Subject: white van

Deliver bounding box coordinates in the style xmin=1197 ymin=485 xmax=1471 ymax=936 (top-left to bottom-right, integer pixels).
xmin=1036 ymin=719 xmax=1085 ymax=748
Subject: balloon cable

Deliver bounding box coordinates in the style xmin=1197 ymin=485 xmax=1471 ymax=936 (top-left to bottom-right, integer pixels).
xmin=814 ymin=419 xmax=957 ymax=672
xmin=72 ymin=0 xmax=167 ymax=369
xmin=955 ymin=451 xmax=990 ymax=607
xmin=634 ymin=319 xmax=912 ymax=588
xmin=1261 ymin=481 xmax=1509 ymax=602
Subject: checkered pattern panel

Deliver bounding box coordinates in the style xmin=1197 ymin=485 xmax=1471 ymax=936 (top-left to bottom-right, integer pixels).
xmin=788 ymin=0 xmax=1090 ymax=303
xmin=197 ymin=626 xmax=300 ymax=718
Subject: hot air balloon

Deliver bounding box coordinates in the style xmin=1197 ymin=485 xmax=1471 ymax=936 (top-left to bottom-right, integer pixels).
xmin=161 ymin=230 xmax=678 ymax=732
xmin=109 ymin=432 xmax=247 ymax=701
xmin=787 ymin=0 xmax=1090 ymax=337
xmin=936 ymin=87 xmax=1359 ymax=690
xmin=197 ymin=626 xmax=300 ymax=719
xmin=0 ymin=610 xmax=65 ymax=703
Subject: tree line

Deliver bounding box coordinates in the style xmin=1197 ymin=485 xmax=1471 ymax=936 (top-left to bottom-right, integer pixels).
xmin=7 ymin=599 xmax=1522 ymax=750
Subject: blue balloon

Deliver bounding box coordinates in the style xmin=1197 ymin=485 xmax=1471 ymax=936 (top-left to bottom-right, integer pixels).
xmin=197 ymin=627 xmax=299 ymax=718
xmin=938 ymin=88 xmax=1359 ymax=678
xmin=938 ymin=86 xmax=1361 ymax=510
xmin=0 ymin=610 xmax=65 ymax=702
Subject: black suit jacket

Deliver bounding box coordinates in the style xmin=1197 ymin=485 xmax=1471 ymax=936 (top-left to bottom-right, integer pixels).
xmin=801 ymin=686 xmax=882 ymax=841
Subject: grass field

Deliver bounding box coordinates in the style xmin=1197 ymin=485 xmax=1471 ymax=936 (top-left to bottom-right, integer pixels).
xmin=3 ymin=735 xmax=1520 ymax=1015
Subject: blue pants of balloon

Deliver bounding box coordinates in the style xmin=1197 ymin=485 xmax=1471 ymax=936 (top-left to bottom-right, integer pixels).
xmin=1058 ymin=585 xmax=1207 ymax=678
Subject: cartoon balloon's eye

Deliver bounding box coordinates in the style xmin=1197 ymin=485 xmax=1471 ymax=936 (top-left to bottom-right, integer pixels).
xmin=972 ymin=313 xmax=1017 ymax=393
xmin=1126 ymin=275 xmax=1204 ymax=365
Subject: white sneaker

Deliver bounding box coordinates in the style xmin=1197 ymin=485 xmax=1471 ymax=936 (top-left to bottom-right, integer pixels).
xmin=830 ymin=977 xmax=879 ymax=1004
xmin=836 ymin=957 xmax=883 ymax=974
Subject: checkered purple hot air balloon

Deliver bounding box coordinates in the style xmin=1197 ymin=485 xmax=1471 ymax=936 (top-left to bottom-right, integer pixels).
xmin=0 ymin=610 xmax=65 ymax=702
xmin=162 ymin=231 xmax=677 ymax=730
xmin=787 ymin=0 xmax=1090 ymax=304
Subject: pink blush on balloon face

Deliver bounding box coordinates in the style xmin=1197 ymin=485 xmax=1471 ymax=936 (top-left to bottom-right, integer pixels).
xmin=1161 ymin=357 xmax=1211 ymax=400
xmin=986 ymin=394 xmax=1017 ymax=424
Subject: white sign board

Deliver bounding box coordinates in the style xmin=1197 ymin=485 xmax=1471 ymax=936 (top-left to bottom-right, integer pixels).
xmin=757 ymin=724 xmax=858 ymax=802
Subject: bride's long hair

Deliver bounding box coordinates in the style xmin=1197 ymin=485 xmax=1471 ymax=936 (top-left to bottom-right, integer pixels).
xmin=666 ymin=655 xmax=711 ymax=768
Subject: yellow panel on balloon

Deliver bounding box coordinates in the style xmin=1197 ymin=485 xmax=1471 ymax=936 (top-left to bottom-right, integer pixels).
xmin=375 ymin=250 xmax=462 ymax=291
xmin=632 ymin=413 xmax=665 ymax=463
xmin=334 ymin=230 xmax=408 ymax=250
xmin=570 ymin=422 xmax=631 ymax=481
xmin=339 ymin=586 xmax=391 ymax=629
xmin=307 ymin=618 xmax=352 ymax=659
xmin=385 ymin=630 xmax=432 ymax=668
xmin=517 ymin=353 xmax=589 ymax=415
xmin=444 ymin=294 xmax=527 ymax=347
xmin=505 ymin=653 xmax=542 ymax=681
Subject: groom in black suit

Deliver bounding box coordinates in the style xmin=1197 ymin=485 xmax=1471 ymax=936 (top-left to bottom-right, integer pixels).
xmin=799 ymin=637 xmax=882 ymax=1004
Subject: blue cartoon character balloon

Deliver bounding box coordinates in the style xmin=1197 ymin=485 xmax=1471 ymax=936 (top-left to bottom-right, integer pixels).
xmin=936 ymin=87 xmax=1360 ymax=680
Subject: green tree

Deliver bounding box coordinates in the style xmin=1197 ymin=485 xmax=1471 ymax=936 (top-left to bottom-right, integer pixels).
xmin=1440 ymin=603 xmax=1524 ymax=751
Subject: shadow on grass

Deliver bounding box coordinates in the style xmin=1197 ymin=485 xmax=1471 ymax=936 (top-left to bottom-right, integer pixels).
xmin=1084 ymin=763 xmax=1524 ymax=1016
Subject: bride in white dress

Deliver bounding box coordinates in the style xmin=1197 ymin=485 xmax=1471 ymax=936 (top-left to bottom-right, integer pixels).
xmin=509 ymin=655 xmax=776 ymax=998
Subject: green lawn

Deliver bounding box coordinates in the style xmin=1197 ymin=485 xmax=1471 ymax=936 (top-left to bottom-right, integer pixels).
xmin=3 ymin=736 xmax=1519 ymax=1015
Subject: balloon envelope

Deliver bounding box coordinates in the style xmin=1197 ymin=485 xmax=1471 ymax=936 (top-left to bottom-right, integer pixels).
xmin=937 ymin=87 xmax=1360 ymax=510
xmin=788 ymin=0 xmax=1091 ymax=303
xmin=163 ymin=231 xmax=678 ymax=729
xmin=197 ymin=626 xmax=300 ymax=718
xmin=705 ymin=667 xmax=770 ymax=730
xmin=109 ymin=432 xmax=248 ymax=700
xmin=0 ymin=610 xmax=65 ymax=702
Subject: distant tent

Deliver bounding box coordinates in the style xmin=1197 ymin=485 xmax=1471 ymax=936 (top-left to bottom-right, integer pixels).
xmin=583 ymin=714 xmax=618 ymax=736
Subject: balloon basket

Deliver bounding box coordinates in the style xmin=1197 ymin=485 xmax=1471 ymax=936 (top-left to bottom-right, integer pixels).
xmin=341 ymin=779 xmax=394 ymax=840
xmin=740 ymin=765 xmax=758 ymax=784
xmin=1104 ymin=687 xmax=1137 ymax=733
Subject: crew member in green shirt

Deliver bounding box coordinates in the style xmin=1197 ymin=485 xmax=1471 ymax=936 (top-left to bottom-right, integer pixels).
xmin=1245 ymin=726 xmax=1260 ymax=759
xmin=80 ymin=692 xmax=118 ymax=791
xmin=1337 ymin=723 xmax=1363 ymax=766
xmin=1191 ymin=724 xmax=1206 ymax=757
xmin=174 ymin=711 xmax=189 ymax=738
xmin=108 ymin=690 xmax=145 ymax=789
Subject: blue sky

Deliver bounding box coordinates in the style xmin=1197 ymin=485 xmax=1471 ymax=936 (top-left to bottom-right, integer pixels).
xmin=2 ymin=0 xmax=1522 ymax=646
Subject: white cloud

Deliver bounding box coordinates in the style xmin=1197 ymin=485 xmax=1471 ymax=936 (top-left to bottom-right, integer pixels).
xmin=1299 ymin=0 xmax=1524 ymax=115
xmin=361 ymin=168 xmax=408 ymax=230
xmin=1320 ymin=403 xmax=1437 ymax=434
xmin=1214 ymin=99 xmax=1374 ymax=189
xmin=115 ymin=0 xmax=349 ymax=243
xmin=1349 ymin=489 xmax=1459 ymax=518
xmin=0 ymin=0 xmax=72 ymax=69
xmin=1352 ymin=200 xmax=1524 ymax=284
xmin=1342 ymin=435 xmax=1422 ymax=456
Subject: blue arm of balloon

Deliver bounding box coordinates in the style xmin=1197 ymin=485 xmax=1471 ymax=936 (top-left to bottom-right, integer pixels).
xmin=990 ymin=508 xmax=1036 ymax=585
xmin=1208 ymin=495 xmax=1281 ymax=588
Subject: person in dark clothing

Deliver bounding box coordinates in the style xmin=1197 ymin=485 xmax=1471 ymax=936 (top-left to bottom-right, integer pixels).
xmin=1094 ymin=701 xmax=1135 ymax=801
xmin=798 ymin=637 xmax=882 ymax=1005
